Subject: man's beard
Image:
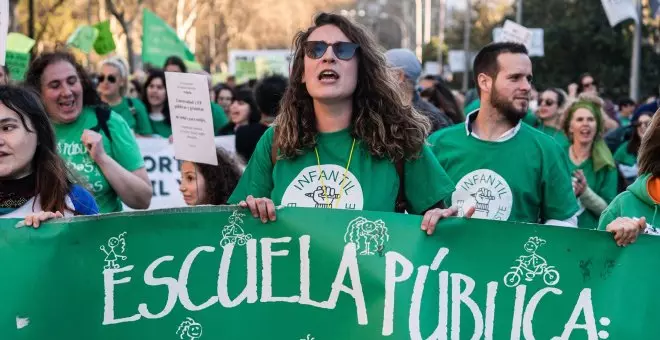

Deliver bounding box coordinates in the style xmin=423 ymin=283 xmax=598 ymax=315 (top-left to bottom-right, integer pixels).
xmin=489 ymin=87 xmax=528 ymax=126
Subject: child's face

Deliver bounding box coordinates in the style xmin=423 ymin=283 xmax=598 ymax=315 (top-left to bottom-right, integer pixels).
xmin=179 ymin=162 xmax=207 ymax=206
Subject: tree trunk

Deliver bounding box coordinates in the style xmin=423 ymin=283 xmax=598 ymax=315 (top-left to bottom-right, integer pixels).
xmin=105 ymin=0 xmax=135 ymax=72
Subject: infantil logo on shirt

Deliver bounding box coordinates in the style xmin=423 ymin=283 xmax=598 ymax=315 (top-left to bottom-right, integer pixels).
xmin=452 ymin=169 xmax=513 ymax=221
xmin=282 ymin=165 xmax=364 ymax=210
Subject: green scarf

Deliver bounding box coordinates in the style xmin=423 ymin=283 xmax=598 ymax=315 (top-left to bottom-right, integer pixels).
xmin=565 ymin=101 xmax=615 ymax=172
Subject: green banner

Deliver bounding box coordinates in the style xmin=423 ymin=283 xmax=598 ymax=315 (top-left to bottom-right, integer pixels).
xmin=142 ymin=8 xmax=195 ymax=68
xmin=5 ymin=50 xmax=30 ymax=81
xmin=67 ymin=25 xmax=100 ymax=54
xmin=1 ymin=207 xmax=659 ymax=339
xmin=93 ymin=21 xmax=116 ymax=55
xmin=235 ymin=59 xmax=257 ymax=82
xmin=6 ymin=33 xmax=35 ymax=54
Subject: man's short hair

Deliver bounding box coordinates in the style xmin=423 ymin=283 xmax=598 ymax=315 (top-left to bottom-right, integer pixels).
xmin=618 ymin=98 xmax=635 ymax=108
xmin=473 ymin=42 xmax=528 ymax=96
xmin=254 ymin=75 xmax=288 ymax=118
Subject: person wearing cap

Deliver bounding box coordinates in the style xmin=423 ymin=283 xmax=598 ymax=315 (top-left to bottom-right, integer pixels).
xmin=385 ymin=49 xmax=451 ymax=134
xmin=429 ymin=42 xmax=579 ymax=226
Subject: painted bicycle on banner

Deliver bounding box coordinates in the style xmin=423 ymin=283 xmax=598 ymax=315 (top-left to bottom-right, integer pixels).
xmin=504 ymin=236 xmax=560 ymax=287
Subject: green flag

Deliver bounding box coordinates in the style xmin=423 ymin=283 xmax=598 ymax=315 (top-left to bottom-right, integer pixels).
xmin=93 ymin=20 xmax=116 ymax=55
xmin=5 ymin=50 xmax=30 ymax=81
xmin=1 ymin=207 xmax=659 ymax=338
xmin=142 ymin=8 xmax=195 ymax=68
xmin=67 ymin=25 xmax=100 ymax=54
xmin=6 ymin=32 xmax=35 ymax=54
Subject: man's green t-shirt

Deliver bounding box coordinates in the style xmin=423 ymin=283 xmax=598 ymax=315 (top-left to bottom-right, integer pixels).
xmin=53 ymin=107 xmax=146 ymax=213
xmin=464 ymin=99 xmax=537 ymax=126
xmin=568 ymin=157 xmax=619 ymax=229
xmin=613 ymin=141 xmax=637 ymax=166
xmin=535 ymin=124 xmax=570 ymax=149
xmin=109 ymin=97 xmax=154 ymax=135
xmin=228 ymin=128 xmax=455 ymax=214
xmin=211 ymin=102 xmax=229 ymax=134
xmin=429 ymin=119 xmax=579 ymax=223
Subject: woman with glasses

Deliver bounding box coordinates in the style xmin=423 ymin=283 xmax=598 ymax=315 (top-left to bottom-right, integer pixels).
xmin=97 ymin=58 xmax=153 ymax=136
xmin=535 ymin=88 xmax=570 ymax=148
xmin=564 ymin=94 xmax=619 ymax=229
xmin=25 ymin=51 xmax=152 ymax=213
xmin=598 ymin=110 xmax=660 ymax=246
xmin=614 ymin=110 xmax=654 ymax=185
xmin=228 ymin=12 xmax=466 ymax=235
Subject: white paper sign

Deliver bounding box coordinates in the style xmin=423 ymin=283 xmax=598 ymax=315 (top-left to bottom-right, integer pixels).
xmin=493 ymin=28 xmax=545 ymax=57
xmin=447 ymin=50 xmax=476 ymax=73
xmin=601 ymin=0 xmax=638 ymax=27
xmin=423 ymin=61 xmax=440 ymax=75
xmin=0 ymin=0 xmax=9 ymax=66
xmin=165 ymin=72 xmax=218 ymax=166
xmin=501 ymin=20 xmax=533 ymax=47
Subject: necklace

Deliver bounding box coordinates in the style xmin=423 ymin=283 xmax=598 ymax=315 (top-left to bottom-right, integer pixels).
xmin=314 ymin=138 xmax=356 ymax=209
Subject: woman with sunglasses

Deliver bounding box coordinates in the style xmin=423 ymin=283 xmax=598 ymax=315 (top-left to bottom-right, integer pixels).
xmin=25 ymin=51 xmax=152 ymax=213
xmin=0 ymin=85 xmax=98 ymax=224
xmin=614 ymin=110 xmax=654 ymax=185
xmin=564 ymin=94 xmax=618 ymax=229
xmin=228 ymin=13 xmax=465 ymax=235
xmin=535 ymin=88 xmax=570 ymax=148
xmin=97 ymin=58 xmax=153 ymax=136
xmin=598 ymin=110 xmax=660 ymax=246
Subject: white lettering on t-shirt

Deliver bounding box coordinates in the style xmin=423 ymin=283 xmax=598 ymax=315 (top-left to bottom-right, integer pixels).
xmin=281 ymin=165 xmax=364 ymax=210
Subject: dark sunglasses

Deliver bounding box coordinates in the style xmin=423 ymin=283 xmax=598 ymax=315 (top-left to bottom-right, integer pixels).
xmin=303 ymin=41 xmax=360 ymax=61
xmin=98 ymin=74 xmax=117 ymax=84
xmin=538 ymin=98 xmax=556 ymax=106
xmin=582 ymin=81 xmax=594 ymax=88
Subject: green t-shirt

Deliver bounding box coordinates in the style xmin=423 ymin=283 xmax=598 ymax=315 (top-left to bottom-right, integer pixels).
xmin=428 ymin=121 xmax=579 ymax=223
xmin=568 ymin=157 xmax=619 ymax=229
xmin=53 ymin=107 xmax=146 ymax=213
xmin=463 ymin=99 xmax=537 ymax=126
xmin=149 ymin=114 xmax=172 ymax=138
xmin=228 ymin=128 xmax=455 ymax=214
xmin=613 ymin=141 xmax=637 ymax=166
xmin=535 ymin=124 xmax=570 ymax=149
xmin=619 ymin=116 xmax=631 ymax=127
xmin=211 ymin=102 xmax=229 ymax=134
xmin=109 ymin=97 xmax=154 ymax=136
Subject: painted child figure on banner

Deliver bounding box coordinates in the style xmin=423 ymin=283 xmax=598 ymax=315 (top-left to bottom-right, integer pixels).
xmin=176 ymin=317 xmax=203 ymax=340
xmin=229 ymin=13 xmax=473 ymax=235
xmin=429 ymin=42 xmax=579 ymax=226
xmin=100 ymin=232 xmax=127 ymax=270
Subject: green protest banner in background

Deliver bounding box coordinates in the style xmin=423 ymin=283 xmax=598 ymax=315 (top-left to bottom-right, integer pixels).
xmin=234 ymin=59 xmax=257 ymax=82
xmin=6 ymin=32 xmax=35 ymax=54
xmin=5 ymin=51 xmax=30 ymax=81
xmin=1 ymin=207 xmax=659 ymax=339
xmin=142 ymin=8 xmax=195 ymax=68
xmin=67 ymin=25 xmax=100 ymax=54
xmin=93 ymin=21 xmax=116 ymax=55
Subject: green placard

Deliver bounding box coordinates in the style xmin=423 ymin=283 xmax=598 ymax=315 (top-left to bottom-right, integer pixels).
xmin=93 ymin=21 xmax=116 ymax=55
xmin=67 ymin=25 xmax=100 ymax=54
xmin=235 ymin=59 xmax=257 ymax=82
xmin=5 ymin=50 xmax=30 ymax=81
xmin=1 ymin=207 xmax=659 ymax=339
xmin=141 ymin=8 xmax=196 ymax=68
xmin=6 ymin=32 xmax=35 ymax=54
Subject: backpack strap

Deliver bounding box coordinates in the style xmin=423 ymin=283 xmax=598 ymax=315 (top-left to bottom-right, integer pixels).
xmin=394 ymin=160 xmax=407 ymax=213
xmin=126 ymin=98 xmax=137 ymax=117
xmin=270 ymin=128 xmax=279 ymax=166
xmin=91 ymin=106 xmax=113 ymax=142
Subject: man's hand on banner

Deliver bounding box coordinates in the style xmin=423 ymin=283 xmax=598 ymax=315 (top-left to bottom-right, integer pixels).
xmin=22 ymin=211 xmax=64 ymax=228
xmin=421 ymin=205 xmax=475 ymax=236
xmin=81 ymin=129 xmax=107 ymax=163
xmin=606 ymin=216 xmax=646 ymax=247
xmin=239 ymin=195 xmax=277 ymax=223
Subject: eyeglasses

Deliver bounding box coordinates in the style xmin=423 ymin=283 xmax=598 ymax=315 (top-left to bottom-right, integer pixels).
xmin=98 ymin=74 xmax=117 ymax=84
xmin=303 ymin=41 xmax=360 ymax=61
xmin=637 ymin=121 xmax=651 ymax=128
xmin=538 ymin=99 xmax=556 ymax=106
xmin=582 ymin=81 xmax=594 ymax=88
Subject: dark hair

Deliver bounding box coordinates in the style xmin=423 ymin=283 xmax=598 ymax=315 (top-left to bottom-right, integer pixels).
xmin=247 ymin=79 xmax=258 ymax=88
xmin=627 ymin=111 xmax=654 ymax=156
xmin=473 ymin=42 xmax=529 ymax=97
xmin=1 ymin=65 xmax=9 ymax=77
xmin=618 ymin=98 xmax=635 ymax=108
xmin=254 ymin=75 xmax=288 ymax=117
xmin=142 ymin=70 xmax=170 ymax=125
xmin=234 ymin=89 xmax=261 ymax=124
xmin=193 ymin=148 xmax=242 ymax=205
xmin=0 ymin=85 xmax=77 ymax=214
xmin=276 ymin=12 xmax=431 ymax=162
xmin=214 ymin=84 xmax=235 ymax=103
xmin=577 ymin=73 xmax=596 ymax=94
xmin=129 ymin=79 xmax=143 ymax=98
xmin=637 ymin=109 xmax=660 ymax=177
xmin=164 ymin=56 xmax=187 ymax=73
xmin=420 ymin=81 xmax=463 ymax=124
xmin=422 ymin=75 xmax=438 ymax=82
xmin=25 ymin=50 xmax=104 ymax=108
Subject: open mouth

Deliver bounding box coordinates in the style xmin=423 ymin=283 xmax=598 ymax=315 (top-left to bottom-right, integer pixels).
xmin=58 ymin=99 xmax=76 ymax=112
xmin=578 ymin=128 xmax=593 ymax=138
xmin=0 ymin=151 xmax=9 ymax=157
xmin=318 ymin=69 xmax=340 ymax=83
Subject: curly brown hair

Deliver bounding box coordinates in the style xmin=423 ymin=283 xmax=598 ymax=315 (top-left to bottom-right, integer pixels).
xmin=194 ymin=148 xmax=243 ymax=205
xmin=274 ymin=12 xmax=430 ymax=162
